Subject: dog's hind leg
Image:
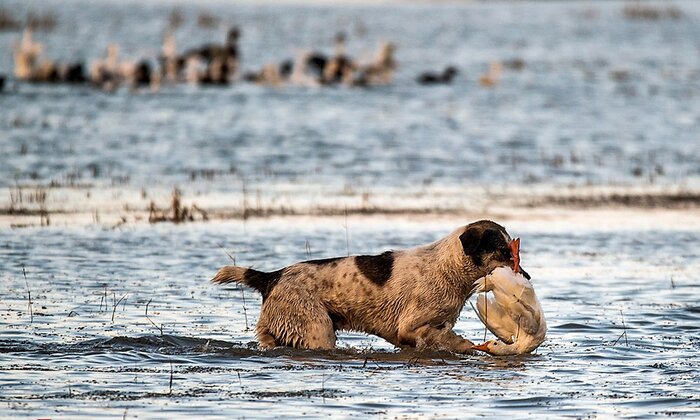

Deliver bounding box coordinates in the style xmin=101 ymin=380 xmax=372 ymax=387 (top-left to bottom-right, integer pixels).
xmin=256 ymin=286 xmax=336 ymax=350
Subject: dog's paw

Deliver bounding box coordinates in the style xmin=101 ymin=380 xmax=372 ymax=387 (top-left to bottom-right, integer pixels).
xmin=456 ymin=339 xmax=477 ymax=355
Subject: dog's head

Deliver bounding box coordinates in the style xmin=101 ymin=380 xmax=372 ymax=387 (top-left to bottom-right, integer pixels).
xmin=459 ymin=220 xmax=530 ymax=280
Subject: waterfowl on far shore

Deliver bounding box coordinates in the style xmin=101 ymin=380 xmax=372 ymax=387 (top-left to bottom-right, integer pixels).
xmin=9 ymin=24 xmax=400 ymax=90
xmin=417 ymin=65 xmax=458 ymax=85
xmin=13 ymin=28 xmax=43 ymax=80
xmin=180 ymin=26 xmax=241 ymax=85
xmin=89 ymin=43 xmax=121 ymax=91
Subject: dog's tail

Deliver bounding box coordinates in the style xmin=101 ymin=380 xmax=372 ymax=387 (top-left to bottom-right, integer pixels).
xmin=211 ymin=265 xmax=249 ymax=285
xmin=211 ymin=265 xmax=282 ymax=299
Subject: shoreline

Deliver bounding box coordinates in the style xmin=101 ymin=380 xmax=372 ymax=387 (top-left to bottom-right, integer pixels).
xmin=3 ymin=185 xmax=700 ymax=230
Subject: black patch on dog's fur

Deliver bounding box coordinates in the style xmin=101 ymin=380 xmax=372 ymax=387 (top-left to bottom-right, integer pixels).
xmin=244 ymin=268 xmax=284 ymax=300
xmin=355 ymin=251 xmax=394 ymax=286
xmin=459 ymin=228 xmax=481 ymax=255
xmin=303 ymin=257 xmax=344 ymax=266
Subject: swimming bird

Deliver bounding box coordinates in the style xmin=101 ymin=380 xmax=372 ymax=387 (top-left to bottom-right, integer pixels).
xmin=470 ymin=241 xmax=547 ymax=355
xmin=417 ymin=65 xmax=458 ymax=85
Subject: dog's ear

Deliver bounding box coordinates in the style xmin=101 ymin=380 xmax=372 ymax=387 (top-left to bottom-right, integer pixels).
xmin=459 ymin=224 xmax=505 ymax=261
xmin=459 ymin=226 xmax=482 ymax=256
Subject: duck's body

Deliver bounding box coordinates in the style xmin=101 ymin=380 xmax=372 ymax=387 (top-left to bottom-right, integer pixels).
xmin=471 ymin=266 xmax=546 ymax=355
xmin=417 ymin=66 xmax=458 ymax=85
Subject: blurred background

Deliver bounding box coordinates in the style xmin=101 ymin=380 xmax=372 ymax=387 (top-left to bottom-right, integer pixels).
xmin=1 ymin=0 xmax=699 ymax=226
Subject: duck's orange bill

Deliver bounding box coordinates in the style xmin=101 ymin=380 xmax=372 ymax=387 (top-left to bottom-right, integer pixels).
xmin=472 ymin=342 xmax=490 ymax=352
xmin=510 ymin=238 xmax=521 ymax=273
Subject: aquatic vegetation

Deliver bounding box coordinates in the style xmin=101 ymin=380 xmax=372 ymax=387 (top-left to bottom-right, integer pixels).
xmin=148 ymin=188 xmax=208 ymax=224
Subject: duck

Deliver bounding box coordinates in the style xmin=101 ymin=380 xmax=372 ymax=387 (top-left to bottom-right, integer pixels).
xmin=13 ymin=28 xmax=43 ymax=80
xmin=417 ymin=65 xmax=458 ymax=85
xmin=181 ymin=27 xmax=240 ymax=84
xmin=90 ymin=43 xmax=121 ymax=91
xmin=159 ymin=32 xmax=181 ymax=83
xmin=352 ymin=41 xmax=396 ymax=87
xmin=322 ymin=32 xmax=356 ymax=85
xmin=470 ymin=239 xmax=547 ymax=355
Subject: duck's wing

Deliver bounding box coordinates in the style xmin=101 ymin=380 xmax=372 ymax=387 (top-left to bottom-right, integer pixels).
xmin=471 ymin=294 xmax=517 ymax=344
xmin=515 ymin=281 xmax=537 ymax=302
xmin=511 ymin=298 xmax=545 ymax=336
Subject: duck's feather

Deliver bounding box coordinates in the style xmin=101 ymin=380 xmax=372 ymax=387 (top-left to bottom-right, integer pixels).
xmin=471 ymin=294 xmax=517 ymax=344
xmin=470 ymin=266 xmax=548 ymax=354
xmin=512 ymin=299 xmax=545 ymax=336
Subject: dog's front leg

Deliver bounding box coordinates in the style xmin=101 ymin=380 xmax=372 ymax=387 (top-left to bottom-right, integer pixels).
xmin=398 ymin=322 xmax=475 ymax=354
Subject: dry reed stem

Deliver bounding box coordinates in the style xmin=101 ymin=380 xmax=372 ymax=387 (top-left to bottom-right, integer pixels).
xmin=168 ymin=359 xmax=174 ymax=395
xmin=145 ymin=298 xmax=164 ymax=335
xmin=22 ymin=265 xmax=33 ymax=323
xmin=611 ymin=309 xmax=629 ymax=346
xmin=111 ymin=293 xmax=128 ymax=323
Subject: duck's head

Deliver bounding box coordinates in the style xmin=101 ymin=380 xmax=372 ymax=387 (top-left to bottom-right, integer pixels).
xmin=458 ymin=220 xmax=530 ymax=280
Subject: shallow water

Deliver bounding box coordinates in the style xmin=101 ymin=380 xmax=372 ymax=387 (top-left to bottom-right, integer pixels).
xmin=1 ymin=0 xmax=700 ymax=195
xmin=2 ymin=0 xmax=700 ymax=418
xmin=1 ymin=220 xmax=700 ymax=418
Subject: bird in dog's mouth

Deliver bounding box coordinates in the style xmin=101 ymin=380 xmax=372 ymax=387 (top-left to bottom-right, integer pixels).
xmin=470 ymin=238 xmax=547 ymax=356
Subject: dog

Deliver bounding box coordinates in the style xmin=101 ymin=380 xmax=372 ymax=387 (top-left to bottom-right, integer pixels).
xmin=211 ymin=220 xmax=529 ymax=353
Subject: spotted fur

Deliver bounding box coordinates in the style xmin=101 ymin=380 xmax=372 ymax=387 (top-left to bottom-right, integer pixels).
xmin=211 ymin=220 xmax=522 ymax=353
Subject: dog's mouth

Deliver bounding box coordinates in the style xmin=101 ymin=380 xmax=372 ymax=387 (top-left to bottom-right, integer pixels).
xmin=508 ymin=238 xmax=531 ymax=280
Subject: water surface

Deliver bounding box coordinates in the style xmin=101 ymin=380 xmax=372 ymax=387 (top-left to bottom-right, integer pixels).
xmin=2 ymin=0 xmax=700 ymax=418
xmin=1 ymin=220 xmax=700 ymax=418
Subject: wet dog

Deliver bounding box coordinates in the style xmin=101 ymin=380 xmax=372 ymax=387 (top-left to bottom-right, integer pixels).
xmin=212 ymin=220 xmax=528 ymax=353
